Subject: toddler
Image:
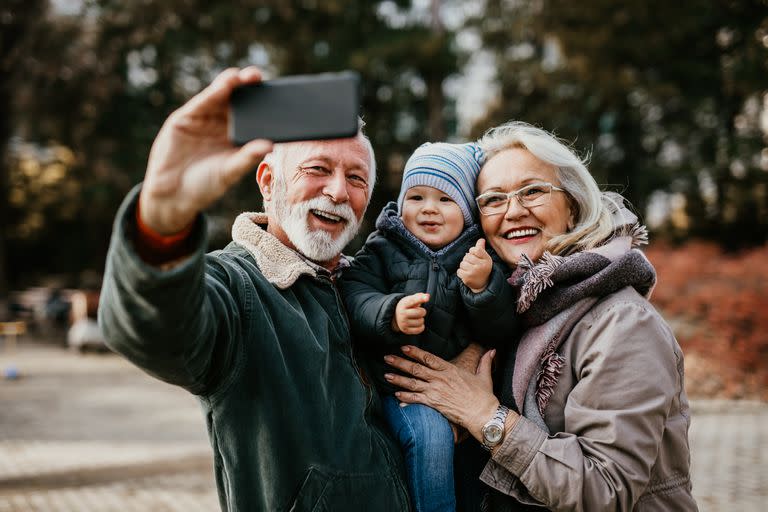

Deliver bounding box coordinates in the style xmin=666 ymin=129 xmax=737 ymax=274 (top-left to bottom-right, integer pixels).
xmin=339 ymin=142 xmax=519 ymax=512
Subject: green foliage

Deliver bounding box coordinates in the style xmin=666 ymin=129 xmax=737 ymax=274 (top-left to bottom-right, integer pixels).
xmin=471 ymin=0 xmax=768 ymax=248
xmin=2 ymin=0 xmax=767 ymax=291
xmin=2 ymin=0 xmax=460 ymax=288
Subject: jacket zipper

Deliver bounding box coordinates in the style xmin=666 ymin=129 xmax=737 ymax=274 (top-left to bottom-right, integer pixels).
xmin=424 ymin=256 xmax=439 ymax=312
xmin=317 ymin=275 xmax=369 ymax=396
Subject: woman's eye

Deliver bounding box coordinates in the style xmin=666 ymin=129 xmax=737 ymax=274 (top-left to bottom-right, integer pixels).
xmin=522 ymin=187 xmax=544 ymax=197
xmin=484 ymin=195 xmax=505 ymax=205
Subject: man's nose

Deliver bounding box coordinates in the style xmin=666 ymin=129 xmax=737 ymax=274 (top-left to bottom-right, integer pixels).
xmin=322 ymin=170 xmax=349 ymax=203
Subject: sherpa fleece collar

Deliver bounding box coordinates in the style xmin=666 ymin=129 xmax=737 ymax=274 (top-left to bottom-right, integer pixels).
xmin=231 ymin=212 xmax=317 ymax=289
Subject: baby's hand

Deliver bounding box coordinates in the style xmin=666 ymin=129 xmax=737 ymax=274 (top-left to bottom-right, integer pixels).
xmin=458 ymin=239 xmax=493 ymax=293
xmin=392 ymin=293 xmax=429 ymax=335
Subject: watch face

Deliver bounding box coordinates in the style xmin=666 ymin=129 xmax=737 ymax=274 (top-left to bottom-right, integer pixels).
xmin=483 ymin=423 xmax=503 ymax=444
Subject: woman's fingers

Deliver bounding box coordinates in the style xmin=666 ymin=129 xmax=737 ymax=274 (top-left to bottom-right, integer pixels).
xmin=477 ymin=349 xmax=495 ymax=380
xmin=393 ymin=390 xmax=427 ymax=406
xmin=401 ymin=345 xmax=449 ymax=371
xmin=384 ymin=353 xmax=439 ymax=380
xmin=384 ymin=372 xmax=426 ymax=392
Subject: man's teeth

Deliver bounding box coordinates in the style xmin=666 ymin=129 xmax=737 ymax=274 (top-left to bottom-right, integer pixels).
xmin=312 ymin=210 xmax=344 ymax=222
xmin=504 ymin=228 xmax=538 ymax=239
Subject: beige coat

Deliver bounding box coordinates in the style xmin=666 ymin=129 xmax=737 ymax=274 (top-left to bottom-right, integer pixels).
xmin=481 ymin=287 xmax=698 ymax=511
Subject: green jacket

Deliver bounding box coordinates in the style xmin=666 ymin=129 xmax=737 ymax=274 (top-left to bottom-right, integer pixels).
xmin=98 ymin=187 xmax=411 ymax=512
xmin=339 ymin=202 xmax=519 ymax=393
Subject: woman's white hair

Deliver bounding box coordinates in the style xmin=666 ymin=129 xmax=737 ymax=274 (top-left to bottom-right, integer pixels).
xmin=477 ymin=121 xmax=625 ymax=255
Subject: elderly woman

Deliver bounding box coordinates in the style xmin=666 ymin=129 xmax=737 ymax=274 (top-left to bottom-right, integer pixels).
xmin=385 ymin=122 xmax=697 ymax=511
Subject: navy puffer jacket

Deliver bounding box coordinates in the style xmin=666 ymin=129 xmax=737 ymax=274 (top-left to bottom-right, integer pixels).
xmin=339 ymin=202 xmax=519 ymax=393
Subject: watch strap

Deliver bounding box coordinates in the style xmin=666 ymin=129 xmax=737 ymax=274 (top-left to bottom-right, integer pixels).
xmin=481 ymin=404 xmax=510 ymax=451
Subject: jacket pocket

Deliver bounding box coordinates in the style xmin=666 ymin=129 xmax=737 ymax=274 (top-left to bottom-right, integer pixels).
xmin=288 ymin=465 xmax=407 ymax=512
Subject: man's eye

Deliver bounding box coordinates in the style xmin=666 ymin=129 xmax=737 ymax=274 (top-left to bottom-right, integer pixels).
xmin=304 ymin=166 xmax=329 ymax=174
xmin=348 ymin=174 xmax=368 ymax=185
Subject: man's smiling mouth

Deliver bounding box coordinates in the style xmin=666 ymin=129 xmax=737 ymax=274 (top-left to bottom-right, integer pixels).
xmin=311 ymin=209 xmax=345 ymax=224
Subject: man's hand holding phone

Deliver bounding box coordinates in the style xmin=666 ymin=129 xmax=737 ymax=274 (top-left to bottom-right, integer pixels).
xmin=138 ymin=68 xmax=361 ymax=237
xmin=139 ymin=67 xmax=273 ymax=236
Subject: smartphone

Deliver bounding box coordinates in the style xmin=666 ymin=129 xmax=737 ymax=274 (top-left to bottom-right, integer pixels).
xmin=229 ymin=71 xmax=361 ymax=145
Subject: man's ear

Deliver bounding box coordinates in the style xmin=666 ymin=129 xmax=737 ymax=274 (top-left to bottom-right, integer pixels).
xmin=256 ymin=161 xmax=274 ymax=201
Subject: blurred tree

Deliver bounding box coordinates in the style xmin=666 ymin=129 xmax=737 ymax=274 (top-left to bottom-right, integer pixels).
xmin=472 ymin=0 xmax=768 ymax=249
xmin=0 ymin=0 xmax=49 ymax=297
xmin=3 ymin=0 xmax=461 ymax=288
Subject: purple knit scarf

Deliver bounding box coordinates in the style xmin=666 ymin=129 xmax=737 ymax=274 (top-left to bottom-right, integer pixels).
xmin=501 ymin=230 xmax=657 ymax=428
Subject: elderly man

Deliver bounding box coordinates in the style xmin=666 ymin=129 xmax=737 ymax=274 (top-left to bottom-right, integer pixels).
xmin=98 ymin=67 xmax=411 ymax=511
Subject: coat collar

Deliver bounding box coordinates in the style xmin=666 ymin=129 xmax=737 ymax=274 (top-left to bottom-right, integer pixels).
xmin=231 ymin=212 xmax=318 ymax=289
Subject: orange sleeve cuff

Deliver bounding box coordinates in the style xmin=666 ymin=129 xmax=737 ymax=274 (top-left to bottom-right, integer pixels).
xmin=134 ymin=199 xmax=195 ymax=264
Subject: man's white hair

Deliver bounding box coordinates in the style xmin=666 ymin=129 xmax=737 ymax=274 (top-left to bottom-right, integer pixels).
xmin=261 ymin=118 xmax=376 ymax=208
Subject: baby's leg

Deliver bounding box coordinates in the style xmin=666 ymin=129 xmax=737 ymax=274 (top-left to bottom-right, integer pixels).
xmin=382 ymin=395 xmax=456 ymax=512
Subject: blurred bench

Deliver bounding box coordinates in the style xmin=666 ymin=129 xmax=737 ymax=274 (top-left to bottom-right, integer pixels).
xmin=0 ymin=321 xmax=27 ymax=351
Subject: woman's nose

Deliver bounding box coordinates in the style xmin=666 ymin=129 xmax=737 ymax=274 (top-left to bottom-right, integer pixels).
xmin=504 ymin=195 xmax=528 ymax=219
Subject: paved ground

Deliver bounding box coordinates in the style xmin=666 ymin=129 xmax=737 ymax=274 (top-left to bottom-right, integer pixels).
xmin=0 ymin=343 xmax=765 ymax=511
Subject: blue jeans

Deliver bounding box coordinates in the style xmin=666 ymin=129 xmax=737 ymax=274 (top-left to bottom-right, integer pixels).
xmin=382 ymin=395 xmax=456 ymax=512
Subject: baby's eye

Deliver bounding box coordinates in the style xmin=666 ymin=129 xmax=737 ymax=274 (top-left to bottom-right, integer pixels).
xmin=440 ymin=196 xmax=455 ymax=202
xmin=407 ymin=195 xmax=423 ymax=201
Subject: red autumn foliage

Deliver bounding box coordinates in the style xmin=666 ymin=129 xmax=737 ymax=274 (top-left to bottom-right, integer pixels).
xmin=645 ymin=242 xmax=768 ymax=399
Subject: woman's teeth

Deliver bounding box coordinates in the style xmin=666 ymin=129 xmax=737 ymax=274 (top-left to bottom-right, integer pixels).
xmin=504 ymin=228 xmax=538 ymax=240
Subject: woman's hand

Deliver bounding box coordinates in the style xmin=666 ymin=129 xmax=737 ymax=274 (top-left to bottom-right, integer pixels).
xmin=384 ymin=345 xmax=500 ymax=442
xmin=450 ymin=342 xmax=486 ymax=374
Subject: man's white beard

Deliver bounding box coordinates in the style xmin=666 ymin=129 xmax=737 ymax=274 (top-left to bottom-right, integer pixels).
xmin=272 ymin=186 xmax=362 ymax=262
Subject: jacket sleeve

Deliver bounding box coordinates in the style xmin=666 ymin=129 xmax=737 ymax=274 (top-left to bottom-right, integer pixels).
xmin=480 ymin=300 xmax=682 ymax=512
xmin=338 ymin=237 xmax=410 ymax=348
xmin=98 ymin=186 xmax=245 ymax=395
xmin=460 ymin=263 xmax=520 ymax=347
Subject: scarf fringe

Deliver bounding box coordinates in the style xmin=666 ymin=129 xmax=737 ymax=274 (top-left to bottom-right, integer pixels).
xmin=629 ymin=224 xmax=649 ymax=248
xmin=516 ymin=223 xmax=649 ymax=314
xmin=517 ymin=252 xmax=565 ymax=313
xmin=536 ymin=345 xmax=566 ymax=415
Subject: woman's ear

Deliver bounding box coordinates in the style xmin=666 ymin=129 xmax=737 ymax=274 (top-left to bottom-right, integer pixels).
xmin=566 ymin=199 xmax=578 ymax=231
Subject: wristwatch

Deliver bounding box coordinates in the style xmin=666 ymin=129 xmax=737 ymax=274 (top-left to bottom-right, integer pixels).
xmin=481 ymin=404 xmax=510 ymax=451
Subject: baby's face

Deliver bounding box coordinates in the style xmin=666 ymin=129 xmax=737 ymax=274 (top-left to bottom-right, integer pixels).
xmin=401 ymin=185 xmax=465 ymax=250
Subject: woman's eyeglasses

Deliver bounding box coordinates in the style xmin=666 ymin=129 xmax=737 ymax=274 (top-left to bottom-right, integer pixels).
xmin=475 ymin=182 xmax=566 ymax=216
